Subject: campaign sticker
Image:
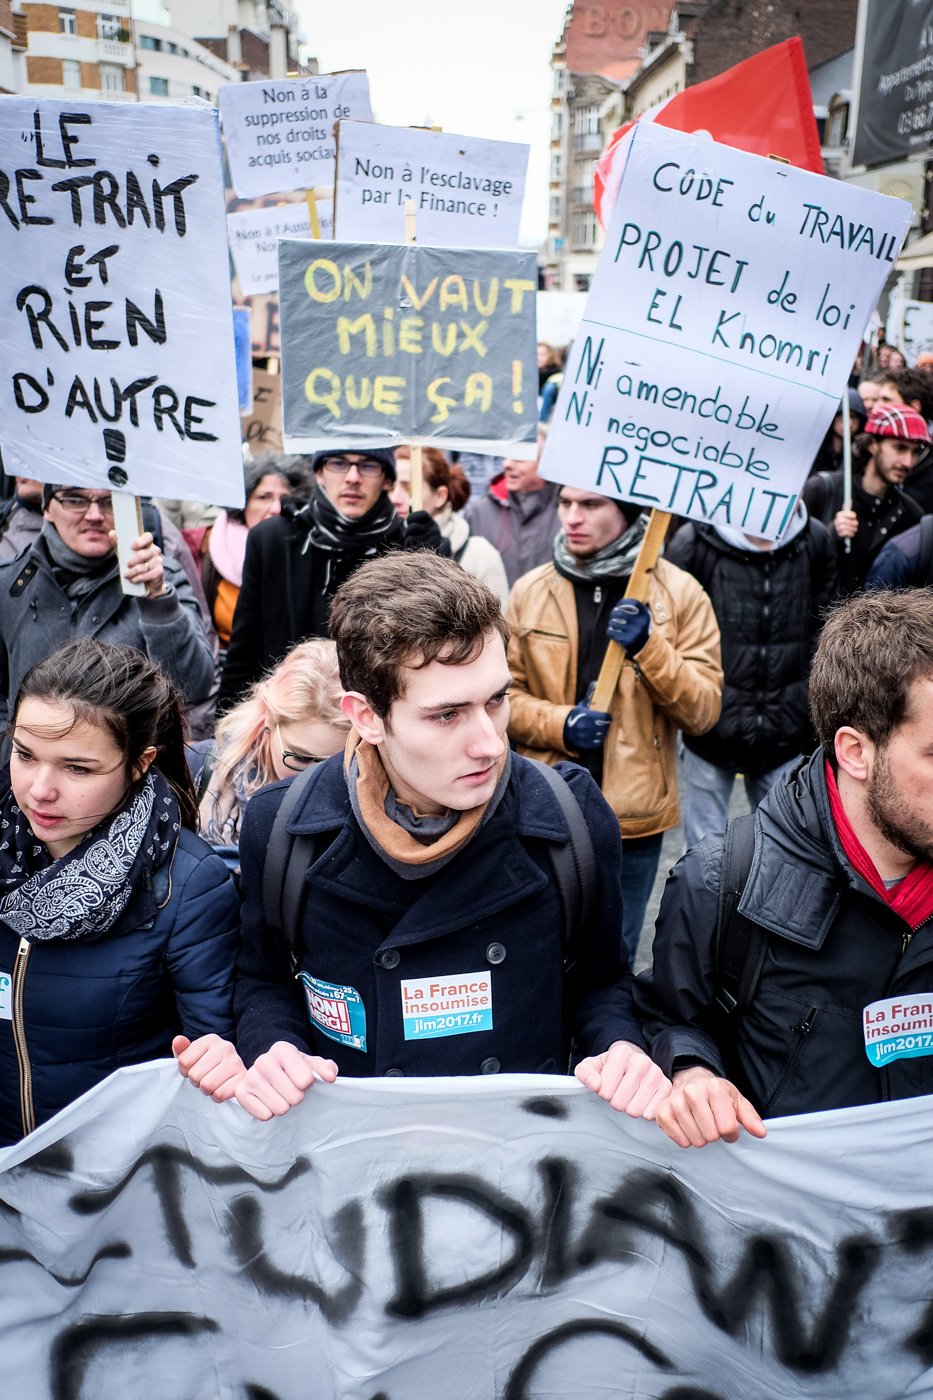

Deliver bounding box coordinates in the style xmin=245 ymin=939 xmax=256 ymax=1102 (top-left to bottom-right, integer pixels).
xmin=0 ymin=971 xmax=10 ymax=1021
xmin=298 ymin=974 xmax=366 ymax=1051
xmin=400 ymin=972 xmax=493 ymax=1041
xmin=863 ymin=994 xmax=933 ymax=1068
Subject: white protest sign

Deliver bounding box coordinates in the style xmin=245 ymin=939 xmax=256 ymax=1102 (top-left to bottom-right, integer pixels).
xmin=0 ymin=98 xmax=244 ymax=505
xmin=886 ymin=285 xmax=933 ymax=363
xmin=227 ymin=199 xmax=333 ymax=295
xmin=219 ymin=72 xmax=372 ymax=199
xmin=334 ymin=120 xmax=529 ymax=247
xmin=542 ymin=124 xmax=912 ymax=539
xmin=3 ymin=1064 xmax=933 ymax=1398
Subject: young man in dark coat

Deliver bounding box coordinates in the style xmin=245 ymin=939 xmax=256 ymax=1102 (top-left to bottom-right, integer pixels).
xmin=636 ymin=590 xmax=933 ymax=1147
xmin=666 ymin=502 xmax=836 ymax=847
xmin=218 ymin=447 xmax=443 ymax=710
xmin=233 ymin=552 xmax=669 ymax=1120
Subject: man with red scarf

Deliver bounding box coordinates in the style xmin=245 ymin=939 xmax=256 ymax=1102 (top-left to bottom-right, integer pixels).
xmin=636 ymin=590 xmax=933 ymax=1147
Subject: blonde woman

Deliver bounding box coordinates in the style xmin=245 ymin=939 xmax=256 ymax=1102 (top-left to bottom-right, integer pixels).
xmin=197 ymin=638 xmax=349 ymax=846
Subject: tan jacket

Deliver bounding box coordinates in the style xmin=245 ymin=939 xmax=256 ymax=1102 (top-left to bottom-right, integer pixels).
xmin=506 ymin=558 xmax=723 ymax=838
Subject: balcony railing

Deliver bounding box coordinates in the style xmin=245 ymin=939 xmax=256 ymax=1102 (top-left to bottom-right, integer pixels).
xmin=573 ymin=131 xmax=603 ymax=153
xmin=99 ymin=38 xmax=133 ymax=63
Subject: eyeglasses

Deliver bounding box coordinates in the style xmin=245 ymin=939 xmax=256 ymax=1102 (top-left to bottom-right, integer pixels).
xmin=318 ymin=456 xmax=386 ymax=478
xmin=276 ymin=724 xmax=326 ymax=773
xmin=51 ymin=491 xmax=115 ymax=515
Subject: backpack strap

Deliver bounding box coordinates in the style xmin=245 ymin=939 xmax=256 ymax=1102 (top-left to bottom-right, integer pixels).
xmin=529 ymin=759 xmax=597 ymax=968
xmin=918 ymin=514 xmax=933 ymax=587
xmin=262 ymin=766 xmax=319 ymax=975
xmin=714 ymin=812 xmax=767 ymax=1017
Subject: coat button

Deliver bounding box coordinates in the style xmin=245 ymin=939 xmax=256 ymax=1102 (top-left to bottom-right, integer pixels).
xmin=486 ymin=942 xmax=506 ymax=964
xmin=384 ymin=1067 xmax=404 ymax=1078
xmin=377 ymin=949 xmax=400 ymax=969
xmin=480 ymin=1057 xmax=501 ymax=1074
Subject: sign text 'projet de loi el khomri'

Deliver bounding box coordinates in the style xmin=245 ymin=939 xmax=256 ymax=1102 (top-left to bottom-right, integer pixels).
xmin=542 ymin=122 xmax=912 ymax=540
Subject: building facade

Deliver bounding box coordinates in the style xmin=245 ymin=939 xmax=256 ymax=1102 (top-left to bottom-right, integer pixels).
xmin=20 ymin=0 xmax=136 ymax=101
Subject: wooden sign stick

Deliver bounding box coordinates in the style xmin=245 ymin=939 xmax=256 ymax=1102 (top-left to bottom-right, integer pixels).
xmin=111 ymin=490 xmax=147 ymax=597
xmin=403 ymin=197 xmax=424 ymax=513
xmin=589 ymin=508 xmax=671 ymax=712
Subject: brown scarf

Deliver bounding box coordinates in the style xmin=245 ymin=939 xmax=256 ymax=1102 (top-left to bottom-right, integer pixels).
xmin=345 ymin=731 xmax=509 ymax=869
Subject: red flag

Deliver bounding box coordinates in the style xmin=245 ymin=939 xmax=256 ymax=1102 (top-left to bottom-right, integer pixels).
xmin=594 ymin=38 xmax=823 ymax=227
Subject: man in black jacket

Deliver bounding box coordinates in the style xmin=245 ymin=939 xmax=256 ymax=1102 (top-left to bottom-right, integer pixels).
xmin=218 ymin=447 xmax=442 ymax=710
xmin=802 ymin=404 xmax=927 ymax=595
xmin=636 ymin=590 xmax=933 ymax=1147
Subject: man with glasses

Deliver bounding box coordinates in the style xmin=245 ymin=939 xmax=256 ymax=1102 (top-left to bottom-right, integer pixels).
xmin=218 ymin=448 xmax=444 ymax=711
xmin=0 ymin=485 xmax=215 ymax=724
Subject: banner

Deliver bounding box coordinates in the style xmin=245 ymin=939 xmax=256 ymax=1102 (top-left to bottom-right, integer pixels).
xmin=2 ymin=1064 xmax=933 ymax=1398
xmin=852 ymin=0 xmax=933 ymax=168
xmin=594 ymin=39 xmax=824 ymax=229
xmin=228 ymin=199 xmax=334 ymax=296
xmin=279 ymin=240 xmax=538 ymax=454
xmin=0 ymin=98 xmax=244 ymax=505
xmin=543 ymin=123 xmax=911 ymax=540
xmin=219 ymin=72 xmax=372 ymax=199
xmin=334 ymin=121 xmax=529 ymax=248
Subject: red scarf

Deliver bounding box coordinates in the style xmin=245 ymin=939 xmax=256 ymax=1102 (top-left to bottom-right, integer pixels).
xmin=825 ymin=760 xmax=933 ymax=930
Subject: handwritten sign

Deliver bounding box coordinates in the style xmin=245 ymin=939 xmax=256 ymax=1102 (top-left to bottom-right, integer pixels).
xmin=0 ymin=98 xmax=244 ymax=505
xmin=228 ymin=199 xmax=333 ymax=295
xmin=219 ymin=72 xmax=372 ymax=199
xmin=542 ymin=123 xmax=912 ymax=539
xmin=279 ymin=240 xmax=538 ymax=454
xmin=334 ymin=121 xmax=529 ymax=247
xmin=242 ymin=368 xmax=282 ymax=455
xmin=3 ymin=1065 xmax=933 ymax=1398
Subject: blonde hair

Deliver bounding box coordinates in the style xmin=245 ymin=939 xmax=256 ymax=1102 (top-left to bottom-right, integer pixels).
xmin=213 ymin=638 xmax=349 ymax=800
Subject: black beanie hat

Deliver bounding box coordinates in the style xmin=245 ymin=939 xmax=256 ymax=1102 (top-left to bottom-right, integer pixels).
xmin=311 ymin=447 xmax=396 ymax=483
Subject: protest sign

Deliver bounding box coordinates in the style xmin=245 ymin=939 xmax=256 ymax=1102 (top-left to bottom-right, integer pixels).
xmin=242 ymin=368 xmax=283 ymax=455
xmin=233 ymin=306 xmax=252 ymax=411
xmin=0 ymin=98 xmax=244 ymax=506
xmin=334 ymin=121 xmax=529 ymax=248
xmin=542 ymin=122 xmax=912 ymax=540
xmin=2 ymin=1065 xmax=933 ymax=1398
xmin=219 ymin=72 xmax=372 ymax=199
xmin=279 ymin=240 xmax=538 ymax=454
xmin=228 ymin=199 xmax=334 ymax=296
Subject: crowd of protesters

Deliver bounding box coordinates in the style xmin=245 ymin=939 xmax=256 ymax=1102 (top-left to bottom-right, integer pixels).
xmin=2 ymin=332 xmax=933 ymax=1155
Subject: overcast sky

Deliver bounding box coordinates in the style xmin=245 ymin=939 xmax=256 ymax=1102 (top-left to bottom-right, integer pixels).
xmin=297 ymin=0 xmax=572 ymax=245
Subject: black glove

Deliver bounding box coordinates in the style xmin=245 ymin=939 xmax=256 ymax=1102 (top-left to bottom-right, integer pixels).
xmin=563 ymin=701 xmax=611 ymax=751
xmin=403 ymin=510 xmax=450 ymax=555
xmin=606 ymin=599 xmax=651 ymax=656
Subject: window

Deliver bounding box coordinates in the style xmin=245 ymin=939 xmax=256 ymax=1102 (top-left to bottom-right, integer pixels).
xmin=550 ymin=153 xmax=563 ymax=183
xmin=574 ymin=105 xmax=599 ymax=136
xmin=572 ymin=209 xmax=598 ymax=248
xmin=138 ymin=34 xmax=161 ymax=50
xmin=574 ymin=274 xmax=591 ymax=292
xmin=98 ymin=14 xmax=124 ymax=40
xmin=58 ymin=8 xmax=77 ymax=35
xmin=549 ymin=194 xmax=561 ymax=224
xmin=100 ymin=64 xmax=124 ymax=93
xmin=149 ymin=76 xmax=169 ymax=96
xmin=62 ymin=58 xmax=81 ymax=90
xmin=192 ymin=85 xmax=207 ymax=98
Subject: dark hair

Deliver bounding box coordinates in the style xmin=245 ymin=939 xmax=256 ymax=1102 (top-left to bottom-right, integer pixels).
xmin=878 ymin=366 xmax=933 ymax=420
xmin=14 ymin=638 xmax=198 ymax=829
xmin=329 ymin=553 xmax=509 ymax=718
xmin=228 ymin=455 xmax=312 ymax=523
xmin=422 ymin=450 xmax=471 ymax=512
xmin=809 ymin=590 xmax=933 ymax=764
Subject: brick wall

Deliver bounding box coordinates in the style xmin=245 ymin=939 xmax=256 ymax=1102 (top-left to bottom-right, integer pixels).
xmin=80 ymin=59 xmax=97 ymax=88
xmin=76 ymin=8 xmax=97 ymax=39
xmin=26 ymin=53 xmax=63 ymax=83
xmin=23 ymin=4 xmax=58 ymax=35
xmin=687 ymin=0 xmax=859 ymax=87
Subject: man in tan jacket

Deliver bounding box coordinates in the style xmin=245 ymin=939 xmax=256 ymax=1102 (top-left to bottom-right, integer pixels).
xmin=507 ymin=487 xmax=722 ymax=963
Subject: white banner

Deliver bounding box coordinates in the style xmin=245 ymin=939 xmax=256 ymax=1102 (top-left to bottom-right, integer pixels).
xmin=228 ymin=199 xmax=334 ymax=295
xmin=219 ymin=72 xmax=372 ymax=199
xmin=0 ymin=98 xmax=244 ymax=505
xmin=2 ymin=1064 xmax=933 ymax=1398
xmin=542 ymin=123 xmax=912 ymax=539
xmin=334 ymin=121 xmax=529 ymax=248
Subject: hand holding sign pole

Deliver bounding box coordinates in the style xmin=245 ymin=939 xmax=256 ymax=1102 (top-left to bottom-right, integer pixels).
xmin=590 ymin=509 xmax=671 ymax=713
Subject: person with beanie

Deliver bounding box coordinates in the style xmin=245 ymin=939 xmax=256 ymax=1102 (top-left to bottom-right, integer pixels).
xmin=506 ymin=486 xmax=722 ymax=964
xmin=803 ymin=403 xmax=929 ymax=595
xmin=218 ymin=447 xmax=445 ymax=711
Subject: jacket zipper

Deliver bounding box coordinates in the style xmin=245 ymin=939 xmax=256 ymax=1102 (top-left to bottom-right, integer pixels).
xmin=12 ymin=938 xmax=34 ymax=1138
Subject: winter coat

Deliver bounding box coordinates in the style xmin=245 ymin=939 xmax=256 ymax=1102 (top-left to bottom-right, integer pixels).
xmin=0 ymin=541 xmax=215 ymax=726
xmin=436 ymin=505 xmax=509 ymax=608
xmin=866 ymin=521 xmax=933 ymax=590
xmin=506 ymin=558 xmax=722 ymax=838
xmin=802 ymin=468 xmax=922 ymax=595
xmin=0 ymin=499 xmax=41 ymax=566
xmin=635 ymin=752 xmax=933 ymax=1117
xmin=665 ymin=520 xmax=837 ymax=775
xmin=465 ymin=482 xmax=561 ymax=588
xmin=234 ymin=753 xmax=644 ymax=1076
xmin=0 ymin=828 xmax=239 ymax=1145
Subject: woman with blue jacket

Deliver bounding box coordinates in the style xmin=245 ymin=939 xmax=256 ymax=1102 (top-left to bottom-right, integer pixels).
xmin=0 ymin=636 xmax=242 ymax=1146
